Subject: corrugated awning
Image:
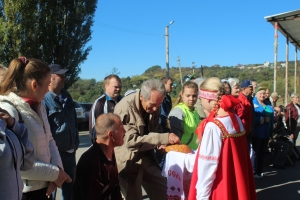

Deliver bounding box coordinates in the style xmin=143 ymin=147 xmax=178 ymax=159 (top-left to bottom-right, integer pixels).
xmin=265 ymin=9 xmax=300 ymax=50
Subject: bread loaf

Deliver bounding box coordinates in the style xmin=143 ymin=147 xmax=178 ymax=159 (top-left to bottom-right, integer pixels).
xmin=165 ymin=144 xmax=192 ymax=154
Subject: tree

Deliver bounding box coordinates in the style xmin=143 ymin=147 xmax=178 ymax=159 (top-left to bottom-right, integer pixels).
xmin=0 ymin=0 xmax=97 ymax=89
xmin=107 ymin=67 xmax=120 ymax=76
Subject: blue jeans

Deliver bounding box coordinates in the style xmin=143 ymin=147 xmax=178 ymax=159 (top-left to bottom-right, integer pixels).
xmin=52 ymin=151 xmax=76 ymax=200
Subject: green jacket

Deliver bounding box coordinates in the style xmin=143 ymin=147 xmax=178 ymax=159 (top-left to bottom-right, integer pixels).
xmin=169 ymin=103 xmax=201 ymax=150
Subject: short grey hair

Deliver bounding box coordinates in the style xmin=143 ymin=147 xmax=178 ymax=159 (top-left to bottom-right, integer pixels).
xmin=291 ymin=93 xmax=299 ymax=99
xmin=228 ymin=78 xmax=239 ymax=87
xmin=141 ymin=79 xmax=166 ymax=100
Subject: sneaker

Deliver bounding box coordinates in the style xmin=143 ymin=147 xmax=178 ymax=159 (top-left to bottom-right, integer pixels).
xmin=254 ymin=174 xmax=262 ymax=179
xmin=261 ymin=172 xmax=269 ymax=177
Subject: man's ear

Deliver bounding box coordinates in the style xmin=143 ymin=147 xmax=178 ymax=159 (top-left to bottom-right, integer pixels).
xmin=108 ymin=130 xmax=114 ymax=138
xmin=140 ymin=94 xmax=143 ymax=101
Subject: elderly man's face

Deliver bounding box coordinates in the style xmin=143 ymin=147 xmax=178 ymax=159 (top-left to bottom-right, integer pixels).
xmin=140 ymin=90 xmax=164 ymax=113
xmin=243 ymin=86 xmax=253 ymax=96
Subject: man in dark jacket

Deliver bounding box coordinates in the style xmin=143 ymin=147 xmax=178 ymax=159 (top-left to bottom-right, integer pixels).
xmin=73 ymin=113 xmax=125 ymax=200
xmin=43 ymin=64 xmax=79 ymax=200
xmin=89 ymin=75 xmax=122 ymax=142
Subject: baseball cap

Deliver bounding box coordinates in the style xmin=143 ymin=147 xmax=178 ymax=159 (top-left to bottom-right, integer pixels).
xmin=240 ymin=80 xmax=252 ymax=88
xmin=49 ymin=64 xmax=68 ymax=74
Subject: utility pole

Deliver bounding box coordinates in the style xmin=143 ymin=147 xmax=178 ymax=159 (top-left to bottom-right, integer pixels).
xmin=165 ymin=21 xmax=174 ymax=77
xmin=192 ymin=62 xmax=195 ymax=74
xmin=178 ymin=56 xmax=183 ymax=86
xmin=285 ymin=36 xmax=289 ymax=106
xmin=294 ymin=47 xmax=298 ymax=93
xmin=274 ymin=22 xmax=278 ymax=92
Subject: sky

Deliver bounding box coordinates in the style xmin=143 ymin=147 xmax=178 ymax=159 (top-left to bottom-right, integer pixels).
xmin=79 ymin=0 xmax=300 ymax=81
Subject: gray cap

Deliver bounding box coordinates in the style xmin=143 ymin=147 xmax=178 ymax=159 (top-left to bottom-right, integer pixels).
xmin=49 ymin=64 xmax=68 ymax=74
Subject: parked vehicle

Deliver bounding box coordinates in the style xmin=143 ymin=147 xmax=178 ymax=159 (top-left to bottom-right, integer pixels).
xmin=74 ymin=101 xmax=87 ymax=130
xmin=79 ymin=103 xmax=93 ymax=130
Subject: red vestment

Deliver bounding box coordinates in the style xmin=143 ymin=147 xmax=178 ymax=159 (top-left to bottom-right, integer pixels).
xmin=189 ymin=118 xmax=257 ymax=200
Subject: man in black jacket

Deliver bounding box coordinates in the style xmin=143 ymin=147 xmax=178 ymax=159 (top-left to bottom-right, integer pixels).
xmin=89 ymin=75 xmax=122 ymax=143
xmin=73 ymin=113 xmax=125 ymax=200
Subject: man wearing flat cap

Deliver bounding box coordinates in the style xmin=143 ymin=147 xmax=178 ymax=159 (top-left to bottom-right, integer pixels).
xmin=43 ymin=64 xmax=79 ymax=200
xmin=234 ymin=80 xmax=254 ymax=147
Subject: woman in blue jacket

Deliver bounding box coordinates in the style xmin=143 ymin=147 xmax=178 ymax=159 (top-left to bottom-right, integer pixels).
xmin=251 ymin=87 xmax=274 ymax=179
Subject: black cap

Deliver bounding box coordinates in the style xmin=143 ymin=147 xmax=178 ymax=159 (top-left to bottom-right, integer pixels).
xmin=49 ymin=64 xmax=68 ymax=74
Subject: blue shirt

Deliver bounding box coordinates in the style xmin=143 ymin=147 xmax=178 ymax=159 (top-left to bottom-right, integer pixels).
xmin=42 ymin=89 xmax=79 ymax=151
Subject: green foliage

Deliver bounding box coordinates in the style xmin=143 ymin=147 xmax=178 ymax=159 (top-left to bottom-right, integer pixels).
xmin=0 ymin=0 xmax=97 ymax=89
xmin=69 ymin=61 xmax=300 ymax=103
xmin=144 ymin=65 xmax=162 ymax=74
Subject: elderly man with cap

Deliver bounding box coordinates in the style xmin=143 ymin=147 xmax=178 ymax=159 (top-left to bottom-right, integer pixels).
xmin=43 ymin=64 xmax=79 ymax=200
xmin=235 ymin=80 xmax=254 ymax=147
xmin=269 ymin=92 xmax=280 ymax=107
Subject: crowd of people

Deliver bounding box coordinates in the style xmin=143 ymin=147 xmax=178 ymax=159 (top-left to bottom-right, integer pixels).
xmin=1 ymin=56 xmax=300 ymax=200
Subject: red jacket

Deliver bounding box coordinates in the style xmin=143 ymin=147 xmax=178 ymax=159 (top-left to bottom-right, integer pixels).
xmin=235 ymin=93 xmax=253 ymax=135
xmin=285 ymin=102 xmax=300 ymax=134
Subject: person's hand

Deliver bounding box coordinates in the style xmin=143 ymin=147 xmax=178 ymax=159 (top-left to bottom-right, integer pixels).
xmin=54 ymin=169 xmax=72 ymax=188
xmin=0 ymin=108 xmax=15 ymax=127
xmin=158 ymin=144 xmax=167 ymax=152
xmin=46 ymin=182 xmax=57 ymax=198
xmin=290 ymin=134 xmax=294 ymax=139
xmin=168 ymin=133 xmax=180 ymax=144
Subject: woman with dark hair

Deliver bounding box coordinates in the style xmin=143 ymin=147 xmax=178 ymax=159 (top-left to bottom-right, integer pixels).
xmin=168 ymin=81 xmax=201 ymax=150
xmin=0 ymin=57 xmax=71 ymax=200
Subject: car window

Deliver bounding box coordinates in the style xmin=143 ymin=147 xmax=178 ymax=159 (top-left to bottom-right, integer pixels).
xmin=80 ymin=103 xmax=92 ymax=111
xmin=73 ymin=101 xmax=82 ymax=108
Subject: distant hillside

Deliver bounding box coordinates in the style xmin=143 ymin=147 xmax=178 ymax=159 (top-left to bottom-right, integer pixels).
xmin=69 ymin=61 xmax=300 ymax=103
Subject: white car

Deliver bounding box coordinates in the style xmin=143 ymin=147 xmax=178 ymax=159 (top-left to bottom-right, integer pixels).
xmin=73 ymin=101 xmax=86 ymax=129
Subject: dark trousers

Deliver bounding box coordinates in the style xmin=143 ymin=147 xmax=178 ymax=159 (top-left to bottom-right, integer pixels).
xmin=52 ymin=151 xmax=76 ymax=200
xmin=251 ymin=137 xmax=269 ymax=175
xmin=155 ymin=150 xmax=166 ymax=169
xmin=22 ymin=188 xmax=53 ymax=200
xmin=269 ymin=138 xmax=293 ymax=166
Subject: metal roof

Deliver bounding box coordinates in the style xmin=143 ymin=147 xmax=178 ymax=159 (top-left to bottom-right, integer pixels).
xmin=265 ymin=9 xmax=300 ymax=50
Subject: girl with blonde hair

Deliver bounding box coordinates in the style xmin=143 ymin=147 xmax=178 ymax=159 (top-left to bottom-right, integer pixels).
xmin=188 ymin=77 xmax=256 ymax=200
